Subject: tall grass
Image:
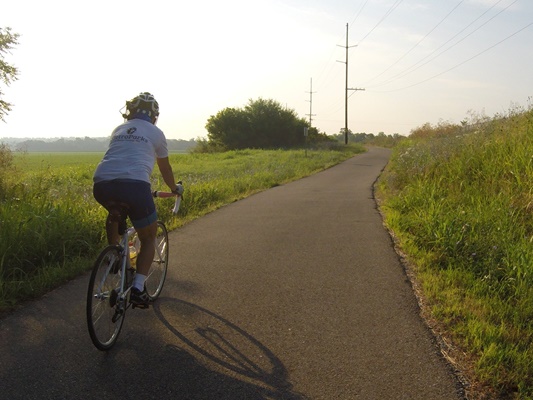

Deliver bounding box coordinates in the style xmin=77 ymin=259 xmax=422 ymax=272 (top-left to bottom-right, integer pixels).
xmin=0 ymin=145 xmax=364 ymax=312
xmin=377 ymin=109 xmax=533 ymax=399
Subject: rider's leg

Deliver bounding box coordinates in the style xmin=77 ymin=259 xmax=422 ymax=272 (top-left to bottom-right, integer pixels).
xmin=132 ymin=220 xmax=157 ymax=290
xmin=105 ymin=217 xmax=120 ymax=245
xmin=94 ymin=182 xmax=122 ymax=246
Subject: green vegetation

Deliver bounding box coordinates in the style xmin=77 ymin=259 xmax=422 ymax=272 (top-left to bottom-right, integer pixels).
xmin=203 ymin=98 xmax=331 ymax=151
xmin=9 ymin=137 xmax=196 ymax=152
xmin=0 ymin=27 xmax=19 ymax=121
xmin=0 ymin=145 xmax=364 ymax=313
xmin=376 ymin=109 xmax=533 ymax=399
xmin=4 ymin=102 xmax=531 ymax=397
xmin=330 ymin=131 xmax=406 ymax=148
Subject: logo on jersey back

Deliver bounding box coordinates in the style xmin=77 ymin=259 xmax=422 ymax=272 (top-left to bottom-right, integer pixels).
xmin=127 ymin=127 xmax=137 ymax=134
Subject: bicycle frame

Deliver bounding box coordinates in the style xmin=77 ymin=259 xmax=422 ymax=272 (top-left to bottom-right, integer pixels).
xmin=119 ymin=226 xmax=136 ymax=296
xmin=91 ymin=227 xmax=134 ymax=307
xmin=115 ymin=196 xmax=176 ymax=303
xmin=87 ymin=187 xmax=181 ymax=350
xmin=121 ymin=190 xmax=180 ymax=293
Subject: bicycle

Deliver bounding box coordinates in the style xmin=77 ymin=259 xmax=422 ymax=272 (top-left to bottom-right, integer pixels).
xmin=86 ymin=183 xmax=182 ymax=351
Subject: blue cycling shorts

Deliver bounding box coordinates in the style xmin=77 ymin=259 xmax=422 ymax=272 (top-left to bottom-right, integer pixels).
xmin=93 ymin=179 xmax=157 ymax=229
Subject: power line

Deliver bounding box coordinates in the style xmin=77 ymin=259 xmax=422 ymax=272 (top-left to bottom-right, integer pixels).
xmin=369 ymin=21 xmax=533 ymax=93
xmin=313 ymin=24 xmax=351 ymax=95
xmin=364 ymin=0 xmax=465 ymax=85
xmin=312 ymin=1 xmax=395 ymax=124
xmin=313 ymin=0 xmax=392 ymax=113
xmin=349 ymin=0 xmax=370 ymax=27
xmin=355 ymin=0 xmax=403 ymax=46
xmin=367 ymin=0 xmax=517 ymax=89
xmin=313 ymin=0 xmax=369 ymax=96
xmin=311 ymin=0 xmax=525 ymax=134
xmin=337 ymin=23 xmax=365 ymax=144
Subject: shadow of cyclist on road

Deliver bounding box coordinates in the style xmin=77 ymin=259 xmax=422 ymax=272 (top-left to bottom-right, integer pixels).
xmin=152 ymin=298 xmax=308 ymax=400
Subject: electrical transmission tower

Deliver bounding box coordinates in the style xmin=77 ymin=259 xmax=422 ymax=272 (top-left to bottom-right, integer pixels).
xmin=337 ymin=23 xmax=365 ymax=144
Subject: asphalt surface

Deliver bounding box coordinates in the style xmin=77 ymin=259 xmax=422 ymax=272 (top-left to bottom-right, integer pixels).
xmin=0 ymin=147 xmax=464 ymax=399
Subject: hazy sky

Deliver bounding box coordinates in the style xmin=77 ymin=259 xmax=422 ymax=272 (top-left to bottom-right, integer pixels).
xmin=2 ymin=0 xmax=532 ymax=140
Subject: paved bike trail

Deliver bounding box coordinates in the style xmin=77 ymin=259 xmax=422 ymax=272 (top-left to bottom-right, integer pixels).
xmin=0 ymin=147 xmax=464 ymax=399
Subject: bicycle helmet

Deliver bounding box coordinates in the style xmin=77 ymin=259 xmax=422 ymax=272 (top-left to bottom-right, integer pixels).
xmin=121 ymin=92 xmax=160 ymax=122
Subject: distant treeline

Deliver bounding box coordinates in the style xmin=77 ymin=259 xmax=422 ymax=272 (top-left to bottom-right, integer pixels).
xmin=6 ymin=137 xmax=197 ymax=152
xmin=330 ymin=131 xmax=405 ymax=148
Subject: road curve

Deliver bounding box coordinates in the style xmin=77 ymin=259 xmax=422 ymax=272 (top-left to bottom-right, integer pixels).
xmin=0 ymin=147 xmax=464 ymax=399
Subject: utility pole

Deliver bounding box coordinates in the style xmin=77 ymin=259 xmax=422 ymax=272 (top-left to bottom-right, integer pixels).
xmin=337 ymin=23 xmax=365 ymax=145
xmin=306 ymin=78 xmax=316 ymax=126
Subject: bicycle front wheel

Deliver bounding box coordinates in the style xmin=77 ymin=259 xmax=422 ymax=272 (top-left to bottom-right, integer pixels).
xmin=86 ymin=245 xmax=126 ymax=351
xmin=145 ymin=221 xmax=169 ymax=301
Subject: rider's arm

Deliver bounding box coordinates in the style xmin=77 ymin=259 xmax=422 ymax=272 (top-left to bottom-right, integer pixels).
xmin=156 ymin=157 xmax=178 ymax=192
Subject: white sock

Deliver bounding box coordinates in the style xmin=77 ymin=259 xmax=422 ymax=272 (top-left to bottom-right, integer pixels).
xmin=133 ymin=273 xmax=147 ymax=291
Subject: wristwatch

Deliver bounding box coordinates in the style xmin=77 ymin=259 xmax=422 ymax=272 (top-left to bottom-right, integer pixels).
xmin=172 ymin=181 xmax=184 ymax=195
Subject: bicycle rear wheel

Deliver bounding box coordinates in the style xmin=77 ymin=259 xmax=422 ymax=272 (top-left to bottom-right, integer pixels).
xmin=145 ymin=221 xmax=169 ymax=301
xmin=86 ymin=245 xmax=127 ymax=351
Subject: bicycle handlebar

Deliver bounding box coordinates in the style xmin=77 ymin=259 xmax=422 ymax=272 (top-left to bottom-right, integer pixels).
xmin=152 ymin=181 xmax=183 ymax=214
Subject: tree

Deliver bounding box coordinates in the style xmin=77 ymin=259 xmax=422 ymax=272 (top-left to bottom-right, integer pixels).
xmin=244 ymin=98 xmax=305 ymax=148
xmin=0 ymin=27 xmax=20 ymax=122
xmin=205 ymin=98 xmax=309 ymax=150
xmin=205 ymin=107 xmax=250 ymax=150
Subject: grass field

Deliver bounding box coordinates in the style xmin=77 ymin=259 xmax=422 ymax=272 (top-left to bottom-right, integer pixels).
xmin=13 ymin=152 xmax=104 ymax=169
xmin=0 ymin=145 xmax=364 ymax=313
xmin=376 ymin=109 xmax=533 ymax=399
xmin=12 ymin=151 xmax=187 ymax=169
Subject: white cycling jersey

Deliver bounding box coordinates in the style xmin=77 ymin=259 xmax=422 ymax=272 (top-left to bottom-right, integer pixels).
xmin=93 ymin=118 xmax=168 ymax=184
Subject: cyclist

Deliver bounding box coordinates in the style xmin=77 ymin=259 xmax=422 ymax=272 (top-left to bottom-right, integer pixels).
xmin=93 ymin=92 xmax=181 ymax=308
